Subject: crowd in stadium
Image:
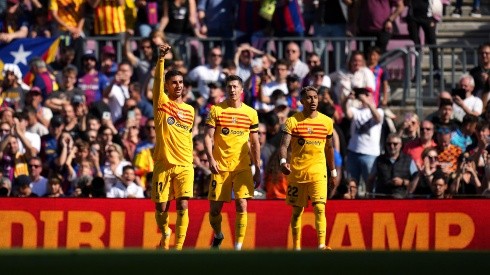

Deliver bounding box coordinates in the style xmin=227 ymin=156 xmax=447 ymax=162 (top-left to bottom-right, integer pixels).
xmin=0 ymin=0 xmax=489 ymax=199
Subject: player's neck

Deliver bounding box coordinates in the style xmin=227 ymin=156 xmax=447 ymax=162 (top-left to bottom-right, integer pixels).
xmin=302 ymin=110 xmax=318 ymax=118
xmin=227 ymin=99 xmax=242 ymax=108
xmin=170 ymin=95 xmax=183 ymax=103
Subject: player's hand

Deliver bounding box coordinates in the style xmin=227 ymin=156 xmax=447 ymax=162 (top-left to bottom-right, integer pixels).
xmin=280 ymin=163 xmax=291 ymax=175
xmin=159 ymin=43 xmax=171 ymax=58
xmin=253 ymin=167 xmax=261 ymax=188
xmin=208 ymin=158 xmax=219 ymax=174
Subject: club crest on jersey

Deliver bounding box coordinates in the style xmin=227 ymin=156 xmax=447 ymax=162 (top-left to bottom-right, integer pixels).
xmin=222 ymin=127 xmax=230 ymax=135
xmin=307 ymin=127 xmax=313 ymax=134
xmin=298 ymin=138 xmax=305 ymax=146
xmin=231 ymin=117 xmax=237 ymax=124
xmin=167 ymin=117 xmax=176 ymax=125
xmin=177 ymin=111 xmax=184 ymax=119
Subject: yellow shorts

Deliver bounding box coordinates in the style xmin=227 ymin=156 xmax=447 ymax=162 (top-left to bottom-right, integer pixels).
xmin=208 ymin=168 xmax=254 ymax=202
xmin=151 ymin=164 xmax=194 ymax=203
xmin=286 ymin=180 xmax=327 ymax=207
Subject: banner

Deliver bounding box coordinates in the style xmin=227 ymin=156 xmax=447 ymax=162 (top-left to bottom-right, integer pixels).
xmin=0 ymin=37 xmax=59 ymax=83
xmin=0 ymin=198 xmax=489 ymax=250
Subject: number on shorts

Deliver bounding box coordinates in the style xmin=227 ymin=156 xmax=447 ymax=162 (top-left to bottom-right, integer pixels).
xmin=211 ymin=180 xmax=217 ymax=190
xmin=287 ymin=186 xmax=298 ymax=197
xmin=158 ymin=182 xmax=163 ymax=193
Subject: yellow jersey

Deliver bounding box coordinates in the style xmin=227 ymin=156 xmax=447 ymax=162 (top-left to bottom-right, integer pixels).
xmin=152 ymin=58 xmax=194 ymax=167
xmin=283 ymin=112 xmax=334 ymax=183
xmin=49 ymin=0 xmax=84 ymax=31
xmin=206 ymin=101 xmax=259 ymax=171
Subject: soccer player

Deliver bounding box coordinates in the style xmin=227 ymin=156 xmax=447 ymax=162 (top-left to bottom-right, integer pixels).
xmin=279 ymin=86 xmax=337 ymax=250
xmin=152 ymin=44 xmax=195 ymax=250
xmin=204 ymin=75 xmax=261 ymax=250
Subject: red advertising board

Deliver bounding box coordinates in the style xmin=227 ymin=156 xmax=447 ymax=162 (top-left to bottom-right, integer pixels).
xmin=0 ymin=198 xmax=488 ymax=250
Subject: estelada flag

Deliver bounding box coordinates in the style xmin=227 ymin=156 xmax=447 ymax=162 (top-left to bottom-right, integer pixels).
xmin=0 ymin=37 xmax=59 ymax=84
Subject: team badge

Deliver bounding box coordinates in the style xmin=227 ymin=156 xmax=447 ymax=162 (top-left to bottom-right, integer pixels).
xmin=222 ymin=127 xmax=230 ymax=135
xmin=177 ymin=111 xmax=184 ymax=119
xmin=298 ymin=138 xmax=305 ymax=145
xmin=167 ymin=117 xmax=175 ymax=125
xmin=231 ymin=117 xmax=237 ymax=124
xmin=307 ymin=127 xmax=313 ymax=134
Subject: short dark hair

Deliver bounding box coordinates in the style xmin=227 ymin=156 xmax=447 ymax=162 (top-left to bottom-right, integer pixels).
xmin=165 ymin=69 xmax=184 ymax=82
xmin=225 ymin=75 xmax=243 ymax=87
xmin=300 ymin=86 xmax=318 ymax=98
xmin=462 ymin=114 xmax=479 ymax=126
xmin=439 ymin=98 xmax=453 ymax=108
xmin=122 ymin=165 xmax=135 ymax=173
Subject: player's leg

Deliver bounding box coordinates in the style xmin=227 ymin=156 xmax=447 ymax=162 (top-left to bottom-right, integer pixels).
xmin=286 ymin=181 xmax=307 ymax=250
xmin=290 ymin=206 xmax=304 ymax=250
xmin=152 ymin=164 xmax=172 ymax=249
xmin=208 ymin=172 xmax=231 ymax=248
xmin=233 ymin=169 xmax=254 ymax=250
xmin=172 ymin=166 xmax=194 ymax=250
xmin=309 ymin=180 xmax=329 ymax=249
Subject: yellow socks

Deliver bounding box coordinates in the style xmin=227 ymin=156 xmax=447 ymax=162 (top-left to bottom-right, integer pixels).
xmin=235 ymin=212 xmax=247 ymax=250
xmin=291 ymin=206 xmax=304 ymax=250
xmin=313 ymin=203 xmax=326 ymax=248
xmin=155 ymin=211 xmax=170 ymax=249
xmin=175 ymin=209 xmax=189 ymax=250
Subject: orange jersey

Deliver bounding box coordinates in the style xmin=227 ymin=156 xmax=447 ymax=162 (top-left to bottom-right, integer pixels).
xmin=94 ymin=0 xmax=127 ymax=35
xmin=152 ymin=58 xmax=194 ymax=167
xmin=49 ymin=0 xmax=84 ymax=31
xmin=283 ymin=112 xmax=334 ymax=183
xmin=206 ymin=101 xmax=259 ymax=171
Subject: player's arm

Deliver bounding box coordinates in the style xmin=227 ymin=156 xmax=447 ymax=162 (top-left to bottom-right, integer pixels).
xmin=249 ymin=130 xmax=261 ymax=187
xmin=325 ymin=134 xmax=337 ymax=198
xmin=279 ymin=131 xmax=292 ymax=175
xmin=153 ymin=44 xmax=171 ymax=120
xmin=204 ymin=125 xmax=219 ymax=174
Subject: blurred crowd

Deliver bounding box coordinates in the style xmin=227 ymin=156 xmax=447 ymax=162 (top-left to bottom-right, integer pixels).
xmin=0 ymin=0 xmax=489 ymax=199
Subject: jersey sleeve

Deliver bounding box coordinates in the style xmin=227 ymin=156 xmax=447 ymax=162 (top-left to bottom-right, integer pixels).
xmin=326 ymin=117 xmax=334 ymax=138
xmin=153 ymin=58 xmax=169 ymax=124
xmin=205 ymin=105 xmax=217 ymax=128
xmin=249 ymin=109 xmax=259 ymax=132
xmin=283 ymin=116 xmax=294 ymax=135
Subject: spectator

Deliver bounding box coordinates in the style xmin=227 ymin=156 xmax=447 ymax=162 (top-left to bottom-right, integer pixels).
xmin=0 ymin=0 xmax=29 ymax=43
xmin=342 ymin=178 xmax=359 ymax=199
xmin=102 ymin=143 xmax=131 ymax=193
xmin=29 ymin=8 xmax=55 ymax=38
xmin=14 ymin=111 xmax=41 ymax=156
xmin=264 ymin=149 xmax=288 ymax=199
xmin=29 ymin=58 xmax=59 ymax=101
xmin=286 ymin=74 xmax=304 ymax=112
xmin=124 ymin=36 xmax=156 ymax=85
xmin=452 ymin=74 xmax=483 ymax=123
xmin=197 ymin=0 xmax=237 ymax=60
xmin=329 ymin=51 xmax=376 ymax=105
xmin=121 ymin=115 xmax=140 ymax=162
xmin=78 ymin=50 xmax=110 ymax=106
xmin=405 ymin=0 xmax=441 ymax=79
xmin=409 ymin=147 xmax=440 ymax=197
xmin=50 ymin=47 xmax=76 ymax=84
xmin=429 ymin=97 xmax=460 ymax=133
xmin=403 ymin=120 xmax=437 ymax=169
xmin=133 ymin=118 xmax=156 ymax=189
xmin=88 ymin=0 xmax=126 ymax=49
xmin=452 ymin=0 xmax=481 ymax=17
xmin=436 ymin=126 xmax=462 ymax=177
xmin=45 ymin=65 xmax=83 ymax=114
xmin=469 ymin=43 xmax=490 ymax=108
xmin=302 ymin=52 xmax=332 ymax=89
xmin=43 ymin=176 xmax=65 ymax=197
xmin=398 ymin=112 xmax=420 ymax=145
xmin=99 ymin=45 xmax=118 ymax=80
xmin=0 ymin=135 xmax=30 ymax=182
xmin=260 ymin=59 xmax=290 ymax=112
xmin=0 ymin=175 xmax=11 ymax=197
xmin=27 ymin=156 xmax=48 ymax=196
xmin=342 ymin=87 xmax=384 ymax=196
xmin=313 ymin=0 xmax=352 ymax=69
xmin=103 ymin=60 xmax=132 ymax=123
xmin=15 ymin=176 xmax=38 ymax=197
xmin=354 ymin=0 xmax=404 ymax=53
xmin=366 ymin=47 xmax=391 ymax=108
xmin=40 ymin=115 xmax=64 ymax=175
xmin=1 ymin=63 xmax=28 ymax=111
xmin=429 ymin=169 xmax=451 ymax=199
xmin=128 ymin=82 xmax=153 ymax=120
xmin=106 ymin=165 xmax=144 ymax=198
xmin=451 ymin=153 xmax=482 ymax=196
xmin=234 ymin=43 xmax=264 ymax=82
xmin=134 ymin=0 xmax=161 ymax=37
xmin=193 ymin=150 xmax=211 ymax=199
xmin=49 ymin=0 xmax=85 ymax=70
xmin=187 ymin=46 xmax=226 ymax=102
xmin=369 ymin=133 xmax=418 ymax=198
xmin=24 ymin=86 xmax=52 ymax=128
xmin=285 ymin=42 xmax=309 ymax=80
xmin=25 ymin=106 xmax=48 ymax=137
xmin=450 ymin=114 xmax=478 ymax=152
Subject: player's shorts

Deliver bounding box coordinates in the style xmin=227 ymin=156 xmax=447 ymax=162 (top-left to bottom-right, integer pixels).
xmin=208 ymin=168 xmax=254 ymax=202
xmin=151 ymin=163 xmax=194 ymax=203
xmin=286 ymin=179 xmax=327 ymax=207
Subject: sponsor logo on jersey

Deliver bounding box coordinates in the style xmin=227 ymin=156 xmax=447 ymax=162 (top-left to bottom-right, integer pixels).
xmin=167 ymin=117 xmax=175 ymax=125
xmin=175 ymin=121 xmax=190 ymax=131
xmin=222 ymin=127 xmax=230 ymax=135
xmin=230 ymin=129 xmax=244 ymax=136
xmin=305 ymin=140 xmax=321 ymax=145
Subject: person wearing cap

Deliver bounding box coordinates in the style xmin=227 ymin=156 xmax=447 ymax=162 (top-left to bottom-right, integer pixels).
xmin=40 ymin=115 xmax=65 ymax=173
xmin=0 ymin=0 xmax=29 ymax=43
xmin=279 ymin=86 xmax=336 ymax=250
xmin=30 ymin=58 xmax=59 ymax=99
xmin=100 ymin=45 xmax=118 ymax=80
xmin=78 ymin=50 xmax=110 ymax=106
xmin=49 ymin=0 xmax=85 ymax=69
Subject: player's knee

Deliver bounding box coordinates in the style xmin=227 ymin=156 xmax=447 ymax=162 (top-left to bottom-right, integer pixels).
xmin=313 ymin=203 xmax=325 ymax=215
xmin=292 ymin=206 xmax=304 ymax=219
